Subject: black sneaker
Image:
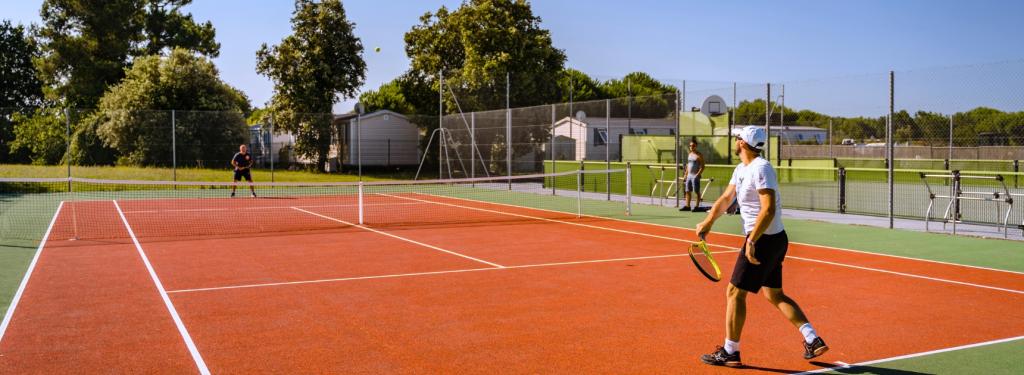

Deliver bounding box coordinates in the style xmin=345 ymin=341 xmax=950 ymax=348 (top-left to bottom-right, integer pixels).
xmin=803 ymin=337 xmax=828 ymax=360
xmin=701 ymin=346 xmax=741 ymax=367
xmin=679 ymin=206 xmax=691 ymax=211
xmin=251 ymin=192 xmax=257 ymax=198
xmin=230 ymin=192 xmax=235 ymax=198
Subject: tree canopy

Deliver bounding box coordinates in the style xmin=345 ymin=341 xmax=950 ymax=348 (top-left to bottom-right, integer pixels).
xmin=405 ymin=0 xmax=566 ymax=112
xmin=36 ymin=0 xmax=219 ymax=108
xmin=257 ymin=0 xmax=366 ymax=171
xmin=82 ymin=48 xmax=250 ymax=166
xmin=1 ymin=21 xmax=45 ymax=162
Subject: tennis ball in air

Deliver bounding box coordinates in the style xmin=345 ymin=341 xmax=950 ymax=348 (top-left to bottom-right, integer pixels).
xmin=374 ymin=47 xmax=381 ymax=52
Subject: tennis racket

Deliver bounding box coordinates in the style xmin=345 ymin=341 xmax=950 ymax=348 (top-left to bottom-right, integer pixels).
xmin=688 ymin=234 xmax=722 ymax=282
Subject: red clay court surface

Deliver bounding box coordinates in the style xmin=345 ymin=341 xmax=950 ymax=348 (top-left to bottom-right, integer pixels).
xmin=1 ymin=193 xmax=1023 ymax=374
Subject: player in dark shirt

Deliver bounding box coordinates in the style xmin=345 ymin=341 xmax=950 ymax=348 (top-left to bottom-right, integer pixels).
xmin=231 ymin=144 xmax=257 ymax=198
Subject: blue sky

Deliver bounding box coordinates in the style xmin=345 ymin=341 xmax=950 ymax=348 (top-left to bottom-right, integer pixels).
xmin=3 ymin=0 xmax=1023 ymax=116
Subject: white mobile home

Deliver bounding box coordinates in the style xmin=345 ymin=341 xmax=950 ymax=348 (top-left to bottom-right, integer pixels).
xmin=550 ymin=117 xmax=676 ymax=161
xmin=336 ymin=110 xmax=421 ymax=166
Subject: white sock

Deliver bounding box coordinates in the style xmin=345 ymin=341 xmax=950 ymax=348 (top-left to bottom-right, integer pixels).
xmin=724 ymin=339 xmax=740 ymax=354
xmin=799 ymin=323 xmax=818 ymax=344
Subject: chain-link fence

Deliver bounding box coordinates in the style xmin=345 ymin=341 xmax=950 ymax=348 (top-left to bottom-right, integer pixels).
xmin=3 ymin=60 xmax=1023 ymax=233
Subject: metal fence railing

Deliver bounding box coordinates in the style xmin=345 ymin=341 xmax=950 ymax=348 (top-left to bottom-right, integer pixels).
xmin=2 ymin=59 xmax=1023 ymax=234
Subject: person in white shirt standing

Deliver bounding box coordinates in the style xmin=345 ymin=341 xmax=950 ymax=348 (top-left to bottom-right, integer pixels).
xmin=695 ymin=126 xmax=828 ymax=367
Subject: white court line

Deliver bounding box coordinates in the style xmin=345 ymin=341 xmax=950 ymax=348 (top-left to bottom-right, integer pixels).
xmin=377 ymin=193 xmax=734 ymax=251
xmin=0 ymin=201 xmax=63 ymax=345
xmin=413 ymin=192 xmax=1024 ymax=276
xmin=787 ymin=255 xmax=1024 ymax=294
xmin=290 ymin=207 xmax=504 ymax=268
xmin=794 ymin=335 xmax=1024 ymax=374
xmin=389 ymin=193 xmax=1024 ymax=295
xmin=123 ymin=201 xmax=425 ymax=214
xmin=167 ymin=250 xmax=735 ymax=294
xmin=113 ymin=200 xmax=210 ymax=375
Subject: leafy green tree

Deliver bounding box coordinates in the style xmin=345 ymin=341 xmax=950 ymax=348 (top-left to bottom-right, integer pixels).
xmin=891 ymin=110 xmax=916 ymax=143
xmin=912 ymin=111 xmax=950 ymax=146
xmin=601 ymin=72 xmax=678 ymax=118
xmin=36 ymin=0 xmax=219 ymax=108
xmin=87 ymin=48 xmax=249 ymax=166
xmin=138 ymin=1 xmax=219 ymax=57
xmin=247 ymin=107 xmax=271 ymax=125
xmin=1 ymin=21 xmax=45 ymax=162
xmin=557 ymin=69 xmax=604 ymax=102
xmin=734 ymin=99 xmax=769 ymax=125
xmin=9 ymin=109 xmax=65 ymax=164
xmin=404 ymin=0 xmax=566 ymax=174
xmin=360 ymin=78 xmax=417 ymax=115
xmin=405 ymin=0 xmax=565 ymax=112
xmin=257 ymin=0 xmax=365 ymax=171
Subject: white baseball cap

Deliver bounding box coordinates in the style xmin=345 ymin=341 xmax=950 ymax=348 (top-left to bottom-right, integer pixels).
xmin=731 ymin=126 xmax=767 ymax=150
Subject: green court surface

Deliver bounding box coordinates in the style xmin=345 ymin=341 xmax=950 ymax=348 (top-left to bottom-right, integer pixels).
xmin=2 ymin=181 xmax=1021 ymax=373
xmin=820 ymin=338 xmax=1024 ymax=375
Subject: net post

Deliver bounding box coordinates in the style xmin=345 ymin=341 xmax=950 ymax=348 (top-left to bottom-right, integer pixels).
xmin=952 ymin=170 xmax=960 ymax=235
xmin=357 ymin=111 xmax=363 ymax=180
xmin=606 ymin=98 xmax=611 ymax=201
xmin=838 ymin=167 xmax=846 ymax=214
xmin=550 ymin=104 xmax=555 ymax=195
xmin=625 ymin=162 xmax=632 ymax=216
xmin=65 ymin=108 xmax=71 ymax=192
xmin=358 ymin=181 xmax=364 ymax=225
xmin=269 ymin=116 xmax=275 ymax=183
xmin=888 ymin=70 xmax=894 ymax=229
xmin=506 ymin=72 xmax=511 ymax=190
xmin=171 ymin=110 xmax=176 ymax=187
xmin=473 ymin=111 xmax=477 ymax=179
xmin=674 ymin=89 xmax=681 ymax=208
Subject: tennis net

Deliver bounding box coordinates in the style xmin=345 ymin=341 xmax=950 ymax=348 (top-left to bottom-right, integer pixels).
xmin=0 ymin=169 xmax=632 ymax=244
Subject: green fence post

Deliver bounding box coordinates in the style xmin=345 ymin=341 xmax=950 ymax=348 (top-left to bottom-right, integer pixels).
xmin=838 ymin=167 xmax=846 ymax=214
xmin=1014 ymin=160 xmax=1019 ymax=189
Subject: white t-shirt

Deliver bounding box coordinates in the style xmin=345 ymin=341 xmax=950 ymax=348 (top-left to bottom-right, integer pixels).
xmin=728 ymin=157 xmax=784 ymax=235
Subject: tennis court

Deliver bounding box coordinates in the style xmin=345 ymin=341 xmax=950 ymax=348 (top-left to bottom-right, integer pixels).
xmin=1 ymin=173 xmax=1023 ymax=374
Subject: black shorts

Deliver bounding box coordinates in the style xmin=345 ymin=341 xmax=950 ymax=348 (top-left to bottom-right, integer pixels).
xmin=731 ymin=230 xmax=788 ymax=293
xmin=233 ymin=169 xmax=252 ymax=181
xmin=684 ymin=176 xmax=700 ymax=193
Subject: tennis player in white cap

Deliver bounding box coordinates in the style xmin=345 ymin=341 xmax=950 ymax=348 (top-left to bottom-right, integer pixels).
xmin=695 ymin=126 xmax=827 ymax=367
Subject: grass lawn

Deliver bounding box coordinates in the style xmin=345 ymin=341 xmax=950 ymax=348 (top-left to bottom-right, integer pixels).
xmin=0 ymin=163 xmax=419 ymax=182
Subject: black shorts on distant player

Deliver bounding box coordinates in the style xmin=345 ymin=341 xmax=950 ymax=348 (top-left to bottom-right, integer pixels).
xmin=233 ymin=168 xmax=252 ymax=182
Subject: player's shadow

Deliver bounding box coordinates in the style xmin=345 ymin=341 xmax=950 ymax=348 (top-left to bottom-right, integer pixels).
xmin=733 ymin=364 xmax=805 ymax=373
xmin=807 ymin=361 xmax=933 ymax=375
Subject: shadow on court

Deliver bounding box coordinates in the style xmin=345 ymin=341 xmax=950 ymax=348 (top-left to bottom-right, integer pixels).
xmin=808 ymin=361 xmax=933 ymax=375
xmin=733 ymin=364 xmax=806 ymax=373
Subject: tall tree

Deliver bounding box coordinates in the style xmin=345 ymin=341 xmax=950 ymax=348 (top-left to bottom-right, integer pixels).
xmin=257 ymin=0 xmax=365 ymax=171
xmin=404 ymin=0 xmax=565 ymax=173
xmin=557 ymin=69 xmax=604 ymax=103
xmin=601 ymin=72 xmax=678 ymax=118
xmin=405 ymin=0 xmax=566 ymax=111
xmin=83 ymin=48 xmax=250 ymax=166
xmin=1 ymin=20 xmax=45 ymax=161
xmin=35 ymin=0 xmax=219 ymax=108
